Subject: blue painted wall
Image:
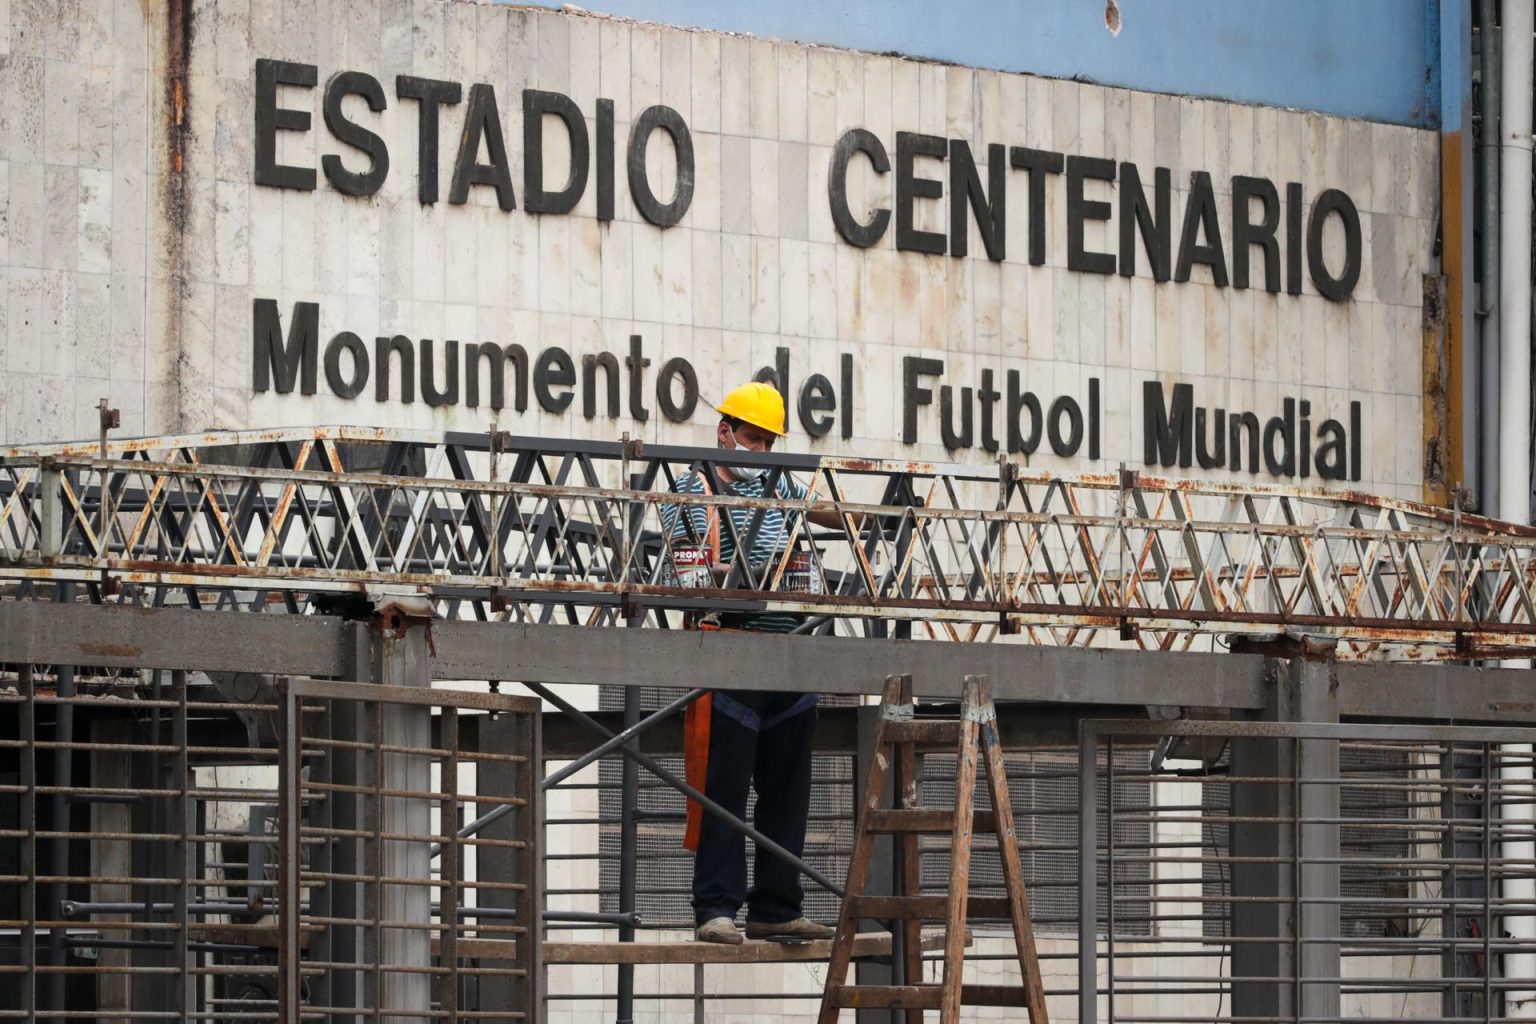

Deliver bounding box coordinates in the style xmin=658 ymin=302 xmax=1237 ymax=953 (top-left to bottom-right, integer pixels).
xmin=545 ymin=0 xmax=1440 ymax=127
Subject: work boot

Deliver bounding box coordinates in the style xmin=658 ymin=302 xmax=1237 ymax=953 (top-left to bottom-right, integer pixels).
xmin=696 ymin=916 xmax=744 ymax=945
xmin=744 ymin=917 xmax=835 ymax=941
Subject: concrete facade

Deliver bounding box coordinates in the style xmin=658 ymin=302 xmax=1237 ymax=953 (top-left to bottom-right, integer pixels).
xmin=0 ymin=0 xmax=1438 ymax=500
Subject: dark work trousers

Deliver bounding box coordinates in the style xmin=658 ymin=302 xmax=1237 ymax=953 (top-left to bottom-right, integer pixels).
xmin=691 ymin=690 xmax=818 ymax=926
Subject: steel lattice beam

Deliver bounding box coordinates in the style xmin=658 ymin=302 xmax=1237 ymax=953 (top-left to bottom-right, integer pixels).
xmin=3 ymin=427 xmax=1535 ymax=658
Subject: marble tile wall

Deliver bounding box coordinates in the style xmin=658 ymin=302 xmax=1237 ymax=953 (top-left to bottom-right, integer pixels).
xmin=0 ymin=0 xmax=1436 ymax=501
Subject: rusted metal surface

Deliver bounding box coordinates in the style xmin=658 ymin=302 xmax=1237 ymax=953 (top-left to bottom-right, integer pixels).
xmin=2 ymin=429 xmax=1536 ymax=658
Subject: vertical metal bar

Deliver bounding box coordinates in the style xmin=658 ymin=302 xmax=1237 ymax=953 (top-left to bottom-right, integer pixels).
xmin=172 ymin=670 xmax=191 ymax=1023
xmin=370 ymin=697 xmax=384 ymax=1023
xmin=616 ymin=683 xmax=640 ymax=1024
xmin=20 ymin=665 xmax=37 ymax=1024
xmin=525 ymin=700 xmax=546 ymax=1024
xmin=1078 ymin=723 xmax=1098 ymax=1024
xmin=693 ymin=963 xmax=704 ymax=1024
xmin=47 ymin=581 xmax=75 ymax=1023
xmin=1292 ymin=736 xmax=1302 ymax=1024
xmin=1441 ymin=743 xmax=1459 ymax=1021
xmin=896 ymin=676 xmax=922 ymax=1024
xmin=1486 ymin=742 xmax=1495 ymax=1021
xmin=440 ymin=708 xmax=460 ymax=1022
xmin=1106 ymin=734 xmax=1116 ymax=1024
xmin=277 ymin=679 xmax=303 ymax=1023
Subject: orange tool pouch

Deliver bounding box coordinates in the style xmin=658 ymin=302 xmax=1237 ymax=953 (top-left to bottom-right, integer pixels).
xmin=682 ymin=691 xmax=713 ymax=851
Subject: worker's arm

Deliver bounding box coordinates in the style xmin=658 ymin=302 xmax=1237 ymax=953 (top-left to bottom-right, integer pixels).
xmin=806 ymin=505 xmax=856 ymax=530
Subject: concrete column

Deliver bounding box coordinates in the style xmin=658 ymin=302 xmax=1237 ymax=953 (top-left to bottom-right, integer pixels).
xmin=372 ymin=603 xmax=435 ymax=1024
xmin=1230 ymin=644 xmax=1341 ymax=1023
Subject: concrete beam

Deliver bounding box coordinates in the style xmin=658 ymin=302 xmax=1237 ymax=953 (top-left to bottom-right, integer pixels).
xmin=8 ymin=602 xmax=1536 ymax=724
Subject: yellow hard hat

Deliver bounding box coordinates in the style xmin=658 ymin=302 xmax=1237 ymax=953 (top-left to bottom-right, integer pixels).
xmin=715 ymin=381 xmax=787 ymax=436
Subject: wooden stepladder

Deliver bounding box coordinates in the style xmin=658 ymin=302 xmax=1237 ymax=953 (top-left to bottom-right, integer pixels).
xmin=818 ymin=674 xmax=1049 ymax=1024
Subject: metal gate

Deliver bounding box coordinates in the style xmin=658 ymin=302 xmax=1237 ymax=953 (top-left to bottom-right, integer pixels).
xmin=1079 ymin=719 xmax=1536 ymax=1024
xmin=4 ymin=666 xmax=541 ymax=1023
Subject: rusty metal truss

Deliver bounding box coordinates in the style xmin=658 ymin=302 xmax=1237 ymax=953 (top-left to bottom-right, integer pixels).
xmin=1 ymin=426 xmax=1534 ymax=659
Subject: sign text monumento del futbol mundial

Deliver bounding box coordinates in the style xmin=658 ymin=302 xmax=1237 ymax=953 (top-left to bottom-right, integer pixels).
xmin=250 ymin=59 xmax=1367 ymax=482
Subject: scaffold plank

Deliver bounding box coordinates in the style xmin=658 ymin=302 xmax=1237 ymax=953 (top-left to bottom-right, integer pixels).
xmin=542 ymin=929 xmax=955 ymax=965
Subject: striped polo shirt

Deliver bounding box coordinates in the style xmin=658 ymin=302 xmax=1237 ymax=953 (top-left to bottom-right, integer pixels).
xmin=662 ymin=468 xmax=808 ymax=634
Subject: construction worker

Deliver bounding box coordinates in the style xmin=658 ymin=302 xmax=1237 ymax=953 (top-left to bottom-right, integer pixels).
xmin=664 ymin=380 xmax=841 ymax=945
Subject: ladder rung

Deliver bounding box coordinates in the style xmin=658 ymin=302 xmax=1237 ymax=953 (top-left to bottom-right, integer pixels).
xmin=960 ymin=984 xmax=1034 ymax=1007
xmin=826 ymin=982 xmax=1035 ymax=1011
xmin=864 ymin=808 xmax=998 ymax=834
xmin=883 ymin=719 xmax=961 ymax=745
xmin=848 ymin=895 xmax=1013 ymax=920
xmin=829 ymin=984 xmax=943 ymax=1010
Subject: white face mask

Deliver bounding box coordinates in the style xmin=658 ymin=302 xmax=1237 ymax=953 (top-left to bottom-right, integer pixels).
xmin=721 ymin=428 xmax=769 ymax=483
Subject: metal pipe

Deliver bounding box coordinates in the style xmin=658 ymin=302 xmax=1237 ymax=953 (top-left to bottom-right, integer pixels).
xmin=1500 ymin=1 xmax=1535 ymax=526
xmin=541 ymin=688 xmax=706 ymax=791
xmin=1078 ymin=724 xmax=1098 ymax=1024
xmin=1501 ymin=2 xmax=1536 ymax=1015
xmin=616 ymin=685 xmax=641 ymax=1024
xmin=542 ymin=910 xmax=642 ymax=927
xmin=46 ymin=583 xmax=75 ymax=1023
xmin=1480 ymin=0 xmax=1503 ymax=513
xmin=520 ymin=681 xmax=844 ymax=898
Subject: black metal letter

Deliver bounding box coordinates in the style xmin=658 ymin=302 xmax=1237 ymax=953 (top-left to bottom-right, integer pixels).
xmin=628 ymin=105 xmax=695 ymax=227
xmin=902 ymin=356 xmax=943 ymax=442
xmin=1306 ymin=188 xmax=1362 ymax=301
xmin=656 ymin=356 xmax=699 ymax=421
xmin=940 ymin=386 xmax=974 ymax=450
xmin=1174 ymin=171 xmax=1229 ymax=287
xmin=949 ymin=140 xmax=1006 ymax=261
xmin=464 ymin=343 xmax=506 ymax=410
xmin=396 ymin=75 xmax=463 ymax=204
xmin=322 ymin=71 xmax=389 ymax=196
xmin=1143 ymin=380 xmax=1193 ymax=467
xmin=252 ymin=298 xmax=318 ymax=394
xmin=1285 ymin=182 xmax=1304 ymax=295
xmin=1006 ymin=369 xmax=1044 ymax=455
xmin=581 ymin=351 xmax=621 ymax=419
xmin=524 ymin=89 xmax=590 ymax=215
xmin=375 ymin=335 xmax=416 ymax=403
xmin=597 ymin=98 xmax=615 ymax=221
xmin=254 ymin=59 xmax=317 ymax=191
xmin=895 ymin=132 xmax=946 ymax=255
xmin=1047 ymin=395 xmax=1083 ymax=456
xmin=448 ymin=84 xmax=516 ymax=210
xmin=1066 ymin=155 xmax=1115 ymax=274
xmin=798 ymin=374 xmax=835 ymax=437
xmin=420 ymin=339 xmax=460 ymax=407
xmin=1118 ymin=163 xmax=1171 ymax=281
xmin=1010 ymin=147 xmax=1064 ymax=266
xmin=828 ymin=128 xmax=892 ymax=248
xmin=534 ymin=347 xmax=576 ymax=414
xmin=323 ymin=330 xmax=370 ymax=399
xmin=1231 ymin=175 xmax=1281 ymax=292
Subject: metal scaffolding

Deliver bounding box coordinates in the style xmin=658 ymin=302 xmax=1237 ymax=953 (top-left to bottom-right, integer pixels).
xmin=1 ymin=426 xmax=1535 ymax=657
xmin=4 ymin=427 xmax=1536 ymax=1023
